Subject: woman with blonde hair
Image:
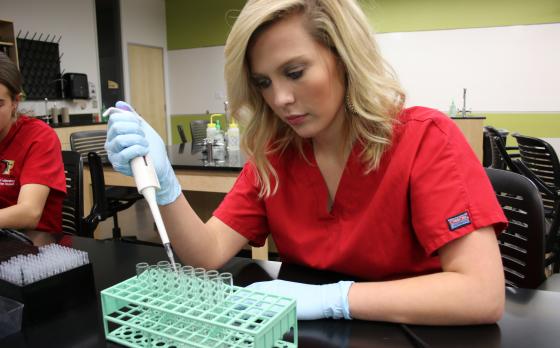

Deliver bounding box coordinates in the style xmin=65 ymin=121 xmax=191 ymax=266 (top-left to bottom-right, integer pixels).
xmin=106 ymin=0 xmax=507 ymax=324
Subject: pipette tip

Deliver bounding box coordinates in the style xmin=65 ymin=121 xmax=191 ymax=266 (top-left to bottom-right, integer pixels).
xmin=164 ymin=243 xmax=178 ymax=272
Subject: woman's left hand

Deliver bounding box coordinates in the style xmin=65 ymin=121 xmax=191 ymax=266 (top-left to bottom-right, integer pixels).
xmin=247 ymin=279 xmax=354 ymax=320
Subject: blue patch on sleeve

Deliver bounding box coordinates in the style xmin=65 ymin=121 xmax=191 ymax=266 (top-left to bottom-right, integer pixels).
xmin=447 ymin=211 xmax=471 ymax=231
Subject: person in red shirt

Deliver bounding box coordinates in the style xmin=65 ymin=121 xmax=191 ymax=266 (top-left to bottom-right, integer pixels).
xmin=105 ymin=0 xmax=507 ymax=324
xmin=0 ymin=53 xmax=66 ymax=246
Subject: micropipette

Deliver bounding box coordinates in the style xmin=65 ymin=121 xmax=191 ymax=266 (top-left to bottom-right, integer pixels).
xmin=103 ymin=107 xmax=178 ymax=271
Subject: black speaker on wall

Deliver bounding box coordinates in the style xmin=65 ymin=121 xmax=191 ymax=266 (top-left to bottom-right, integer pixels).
xmin=63 ymin=73 xmax=89 ymax=99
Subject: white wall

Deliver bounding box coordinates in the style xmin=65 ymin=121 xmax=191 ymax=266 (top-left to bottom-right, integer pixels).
xmin=377 ymin=23 xmax=560 ymax=113
xmin=119 ymin=0 xmax=170 ymax=141
xmin=168 ymin=46 xmax=226 ymax=115
xmin=0 ymin=0 xmax=101 ymax=116
xmin=541 ymin=138 xmax=560 ymax=157
xmin=167 ymin=23 xmax=560 ymax=115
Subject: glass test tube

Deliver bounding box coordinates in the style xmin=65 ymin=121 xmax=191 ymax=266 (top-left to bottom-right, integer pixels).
xmin=193 ymin=267 xmax=207 ymax=306
xmin=136 ymin=262 xmax=149 ymax=286
xmin=205 ymin=270 xmax=220 ymax=305
xmin=219 ymin=272 xmax=233 ymax=304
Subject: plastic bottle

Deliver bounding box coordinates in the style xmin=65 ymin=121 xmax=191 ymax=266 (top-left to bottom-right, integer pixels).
xmin=206 ymin=120 xmax=218 ymax=143
xmin=215 ymin=119 xmax=225 ymax=143
xmin=448 ymin=101 xmax=457 ymax=118
xmin=227 ymin=119 xmax=240 ymax=151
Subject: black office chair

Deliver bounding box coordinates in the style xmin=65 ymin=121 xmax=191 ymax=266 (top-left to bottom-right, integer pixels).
xmin=84 ymin=152 xmax=143 ymax=239
xmin=61 ymin=151 xmax=91 ymax=237
xmin=190 ymin=119 xmax=209 ymax=145
xmin=484 ymin=126 xmax=519 ymax=170
xmin=70 ymin=130 xmax=143 ymax=239
xmin=69 ymin=130 xmax=109 ymax=162
xmin=177 ymin=124 xmax=188 ymax=144
xmin=486 ymin=168 xmax=547 ymax=289
xmin=511 ymin=133 xmax=560 ymax=272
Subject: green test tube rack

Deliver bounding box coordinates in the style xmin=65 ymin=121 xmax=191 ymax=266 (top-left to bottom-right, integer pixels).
xmin=101 ymin=275 xmax=297 ymax=348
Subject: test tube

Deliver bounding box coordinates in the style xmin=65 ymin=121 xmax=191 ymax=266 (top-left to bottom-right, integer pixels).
xmin=193 ymin=267 xmax=207 ymax=306
xmin=147 ymin=265 xmax=160 ymax=291
xmin=157 ymin=261 xmax=173 ymax=290
xmin=136 ymin=262 xmax=149 ymax=286
xmin=205 ymin=270 xmax=220 ymax=306
xmin=169 ymin=262 xmax=182 ymax=295
xmin=157 ymin=260 xmax=170 ymax=268
xmin=219 ymin=272 xmax=233 ymax=304
xmin=180 ymin=265 xmax=194 ymax=290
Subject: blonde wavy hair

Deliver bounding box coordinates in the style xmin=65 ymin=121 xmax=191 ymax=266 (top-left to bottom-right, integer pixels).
xmin=224 ymin=0 xmax=405 ymax=198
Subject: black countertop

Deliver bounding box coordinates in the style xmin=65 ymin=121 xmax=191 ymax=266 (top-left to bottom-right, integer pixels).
xmin=166 ymin=143 xmax=246 ymax=171
xmin=45 ymin=113 xmax=107 ymax=128
xmin=50 ymin=121 xmax=107 ymax=128
xmin=2 ymin=237 xmax=560 ymax=347
xmin=97 ymin=143 xmax=245 ymax=171
xmin=451 ymin=116 xmax=486 ymax=120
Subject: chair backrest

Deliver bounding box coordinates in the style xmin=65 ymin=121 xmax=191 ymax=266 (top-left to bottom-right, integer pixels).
xmin=190 ymin=119 xmax=209 ymax=145
xmin=61 ymin=151 xmax=87 ymax=237
xmin=86 ymin=151 xmax=110 ymax=221
xmin=482 ymin=129 xmax=493 ymax=167
xmin=70 ymin=130 xmax=108 ymax=162
xmin=512 ymin=133 xmax=560 ymax=196
xmin=486 ymin=168 xmax=546 ymax=289
xmin=484 ymin=126 xmax=510 ymax=170
xmin=177 ymin=124 xmax=188 ymax=143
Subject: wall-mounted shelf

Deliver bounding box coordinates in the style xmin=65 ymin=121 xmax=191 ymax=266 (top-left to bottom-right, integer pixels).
xmin=0 ymin=20 xmax=18 ymax=67
xmin=17 ymin=38 xmax=62 ymax=100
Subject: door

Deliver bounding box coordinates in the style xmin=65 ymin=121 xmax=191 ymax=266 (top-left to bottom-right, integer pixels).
xmin=128 ymin=44 xmax=167 ymax=142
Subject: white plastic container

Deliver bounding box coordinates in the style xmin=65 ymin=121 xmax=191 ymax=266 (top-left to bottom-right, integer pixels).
xmin=227 ymin=121 xmax=240 ymax=150
xmin=206 ymin=122 xmax=218 ymax=143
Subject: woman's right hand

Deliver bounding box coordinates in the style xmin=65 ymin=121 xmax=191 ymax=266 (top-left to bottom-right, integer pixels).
xmin=105 ymin=101 xmax=182 ymax=205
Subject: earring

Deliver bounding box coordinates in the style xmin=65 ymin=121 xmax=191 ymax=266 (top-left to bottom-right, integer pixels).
xmin=345 ymin=93 xmax=357 ymax=115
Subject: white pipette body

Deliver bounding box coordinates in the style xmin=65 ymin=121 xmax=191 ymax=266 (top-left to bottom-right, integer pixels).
xmin=103 ymin=106 xmax=178 ymax=270
xmin=130 ymin=155 xmax=178 ymax=272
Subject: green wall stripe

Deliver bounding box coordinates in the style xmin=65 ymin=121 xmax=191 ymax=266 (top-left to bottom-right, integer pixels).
xmin=483 ymin=113 xmax=560 ymax=145
xmin=166 ymin=0 xmax=560 ymax=49
xmin=362 ymin=0 xmax=560 ymax=33
xmin=166 ymin=0 xmax=246 ymax=50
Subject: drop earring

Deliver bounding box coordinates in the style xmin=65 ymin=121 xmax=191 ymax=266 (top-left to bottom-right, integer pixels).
xmin=345 ymin=93 xmax=357 ymax=115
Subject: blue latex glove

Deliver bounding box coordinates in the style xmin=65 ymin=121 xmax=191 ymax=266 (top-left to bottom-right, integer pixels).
xmin=104 ymin=101 xmax=182 ymax=205
xmin=247 ymin=279 xmax=354 ymax=320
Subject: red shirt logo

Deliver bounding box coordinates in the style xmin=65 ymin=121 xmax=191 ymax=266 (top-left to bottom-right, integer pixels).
xmin=0 ymin=160 xmax=15 ymax=175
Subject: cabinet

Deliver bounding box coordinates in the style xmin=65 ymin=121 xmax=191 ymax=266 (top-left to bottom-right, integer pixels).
xmin=452 ymin=117 xmax=485 ymax=162
xmin=0 ymin=20 xmax=18 ymax=66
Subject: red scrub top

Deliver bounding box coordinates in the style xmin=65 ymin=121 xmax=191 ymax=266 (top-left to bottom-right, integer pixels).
xmin=214 ymin=107 xmax=507 ymax=280
xmin=0 ymin=116 xmax=66 ymax=235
